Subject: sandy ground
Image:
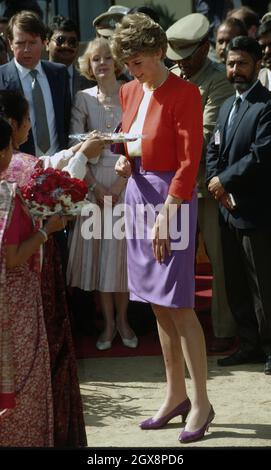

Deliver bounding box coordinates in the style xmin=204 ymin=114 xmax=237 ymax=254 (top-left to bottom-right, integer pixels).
xmin=78 ymin=355 xmax=271 ymax=448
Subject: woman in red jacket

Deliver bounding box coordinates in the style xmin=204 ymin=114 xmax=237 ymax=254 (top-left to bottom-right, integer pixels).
xmin=112 ymin=13 xmax=214 ymax=444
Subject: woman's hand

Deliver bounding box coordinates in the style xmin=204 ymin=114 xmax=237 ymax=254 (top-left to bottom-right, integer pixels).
xmin=6 ymin=214 xmax=69 ymax=269
xmin=115 ymin=155 xmax=131 ymax=178
xmin=70 ymin=142 xmax=82 ymax=154
xmin=79 ymin=134 xmax=105 ymax=160
xmin=151 ymin=195 xmax=183 ymax=263
xmin=151 ymin=214 xmax=171 ymax=264
xmin=44 ymin=214 xmax=68 ymax=235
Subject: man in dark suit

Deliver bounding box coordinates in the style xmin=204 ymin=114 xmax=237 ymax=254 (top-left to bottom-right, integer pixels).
xmin=0 ymin=10 xmax=71 ymax=156
xmin=206 ymin=36 xmax=271 ymax=374
xmin=46 ymin=16 xmax=93 ymax=100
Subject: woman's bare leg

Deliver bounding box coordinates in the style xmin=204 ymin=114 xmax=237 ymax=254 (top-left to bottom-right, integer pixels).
xmin=151 ymin=304 xmax=188 ymax=420
xmin=171 ymin=308 xmax=211 ymax=431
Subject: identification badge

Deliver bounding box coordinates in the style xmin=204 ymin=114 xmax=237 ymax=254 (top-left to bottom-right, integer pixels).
xmin=214 ymin=130 xmax=221 ymax=146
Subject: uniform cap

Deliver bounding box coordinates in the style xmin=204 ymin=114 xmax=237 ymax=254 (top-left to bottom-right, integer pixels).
xmin=93 ymin=5 xmax=129 ymax=37
xmin=166 ymin=13 xmax=209 ymax=61
xmin=261 ymin=12 xmax=271 ymax=23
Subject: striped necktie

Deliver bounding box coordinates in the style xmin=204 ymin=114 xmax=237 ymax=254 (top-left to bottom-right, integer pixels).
xmin=30 ymin=69 xmax=50 ymax=154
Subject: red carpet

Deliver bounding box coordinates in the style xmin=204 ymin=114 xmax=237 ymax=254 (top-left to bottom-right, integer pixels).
xmin=75 ymin=329 xmax=162 ymax=359
xmin=75 ymin=263 xmax=215 ymax=359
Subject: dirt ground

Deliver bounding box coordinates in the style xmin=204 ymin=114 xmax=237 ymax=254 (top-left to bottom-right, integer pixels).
xmin=78 ymin=355 xmax=271 ymax=448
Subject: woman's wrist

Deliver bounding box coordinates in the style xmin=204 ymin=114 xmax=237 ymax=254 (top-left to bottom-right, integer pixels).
xmin=38 ymin=228 xmax=48 ymax=242
xmin=89 ymin=182 xmax=97 ymax=192
xmin=166 ymin=195 xmax=183 ymax=206
xmin=70 ymin=142 xmax=81 ymax=155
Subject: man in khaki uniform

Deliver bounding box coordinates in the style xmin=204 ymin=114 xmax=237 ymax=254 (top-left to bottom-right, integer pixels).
xmin=166 ymin=13 xmax=236 ymax=351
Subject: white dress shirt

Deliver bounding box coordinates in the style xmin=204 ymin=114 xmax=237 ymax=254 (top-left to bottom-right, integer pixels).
xmin=227 ymin=79 xmax=260 ymax=126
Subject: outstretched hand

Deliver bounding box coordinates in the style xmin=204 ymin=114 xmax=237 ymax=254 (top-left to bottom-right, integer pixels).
xmin=80 ymin=133 xmax=105 ymax=160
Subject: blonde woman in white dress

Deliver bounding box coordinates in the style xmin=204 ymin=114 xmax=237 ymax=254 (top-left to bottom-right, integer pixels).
xmin=67 ymin=38 xmax=138 ymax=350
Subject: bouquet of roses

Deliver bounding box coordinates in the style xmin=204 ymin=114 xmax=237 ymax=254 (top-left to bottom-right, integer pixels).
xmin=21 ymin=167 xmax=89 ymax=216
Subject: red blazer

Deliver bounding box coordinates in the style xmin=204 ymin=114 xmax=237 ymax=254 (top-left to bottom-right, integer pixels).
xmin=119 ymin=72 xmax=203 ymax=200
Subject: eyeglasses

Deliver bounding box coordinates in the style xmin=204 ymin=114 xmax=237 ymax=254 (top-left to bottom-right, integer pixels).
xmin=51 ymin=35 xmax=78 ymax=48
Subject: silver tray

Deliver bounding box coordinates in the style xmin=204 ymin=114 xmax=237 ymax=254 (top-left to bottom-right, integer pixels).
xmin=69 ymin=132 xmax=143 ymax=143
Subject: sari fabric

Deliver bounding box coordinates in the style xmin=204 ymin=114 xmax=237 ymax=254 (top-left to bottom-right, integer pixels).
xmin=0 ymin=186 xmax=53 ymax=447
xmin=41 ymin=238 xmax=87 ymax=447
xmin=0 ymin=181 xmax=16 ymax=410
xmin=3 ymin=152 xmax=87 ymax=447
xmin=1 ymin=151 xmax=38 ymax=187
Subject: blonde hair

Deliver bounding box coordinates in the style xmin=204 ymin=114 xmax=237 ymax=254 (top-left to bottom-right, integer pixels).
xmin=78 ymin=37 xmax=123 ymax=81
xmin=111 ymin=13 xmax=167 ymax=62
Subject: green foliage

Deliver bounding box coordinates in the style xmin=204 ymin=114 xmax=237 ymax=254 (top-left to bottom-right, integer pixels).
xmin=145 ymin=2 xmax=178 ymax=30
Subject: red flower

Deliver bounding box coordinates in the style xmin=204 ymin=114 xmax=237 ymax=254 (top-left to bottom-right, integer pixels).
xmin=21 ymin=167 xmax=88 ymax=215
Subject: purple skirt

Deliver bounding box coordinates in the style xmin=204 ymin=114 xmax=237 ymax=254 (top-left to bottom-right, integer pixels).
xmin=125 ymin=158 xmax=197 ymax=308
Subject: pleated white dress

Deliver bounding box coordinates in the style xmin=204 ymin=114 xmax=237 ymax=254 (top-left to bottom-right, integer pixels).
xmin=67 ymin=86 xmax=128 ymax=292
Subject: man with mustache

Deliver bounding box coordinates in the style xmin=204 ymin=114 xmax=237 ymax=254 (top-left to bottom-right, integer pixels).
xmin=215 ymin=17 xmax=247 ymax=64
xmin=206 ymin=36 xmax=271 ymax=374
xmin=46 ymin=16 xmax=93 ymax=100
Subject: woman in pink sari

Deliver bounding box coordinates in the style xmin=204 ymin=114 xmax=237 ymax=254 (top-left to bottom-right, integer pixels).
xmin=0 ymin=116 xmax=68 ymax=447
xmin=0 ymin=90 xmax=104 ymax=447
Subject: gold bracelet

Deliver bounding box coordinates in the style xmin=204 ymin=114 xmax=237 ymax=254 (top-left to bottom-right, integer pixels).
xmin=38 ymin=228 xmax=48 ymax=242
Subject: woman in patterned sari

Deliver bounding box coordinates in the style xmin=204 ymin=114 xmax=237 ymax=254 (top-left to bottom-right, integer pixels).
xmin=0 ymin=116 xmax=67 ymax=446
xmin=0 ymin=90 xmax=104 ymax=447
xmin=0 ymin=90 xmax=103 ymax=447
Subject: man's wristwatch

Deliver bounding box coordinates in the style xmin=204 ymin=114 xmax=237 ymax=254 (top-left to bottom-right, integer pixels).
xmin=89 ymin=182 xmax=97 ymax=192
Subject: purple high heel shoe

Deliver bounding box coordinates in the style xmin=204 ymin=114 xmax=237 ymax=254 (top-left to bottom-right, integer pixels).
xmin=179 ymin=405 xmax=215 ymax=443
xmin=139 ymin=398 xmax=191 ymax=430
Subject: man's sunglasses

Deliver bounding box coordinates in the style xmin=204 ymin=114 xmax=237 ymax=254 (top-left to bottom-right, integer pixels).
xmin=51 ymin=35 xmax=78 ymax=48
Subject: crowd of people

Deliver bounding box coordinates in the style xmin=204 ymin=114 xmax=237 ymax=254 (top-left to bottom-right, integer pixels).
xmin=0 ymin=1 xmax=271 ymax=448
